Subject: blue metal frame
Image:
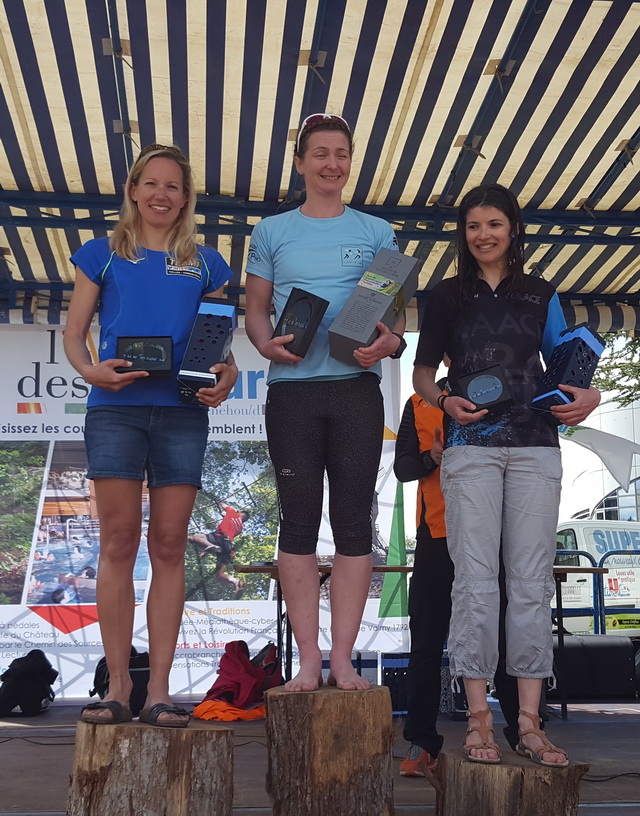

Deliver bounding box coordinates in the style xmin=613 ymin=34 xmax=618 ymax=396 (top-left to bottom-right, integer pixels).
xmin=2 ymin=190 xmax=639 ymax=235
xmin=553 ymin=549 xmax=603 ymax=634
xmin=598 ymin=548 xmax=640 ymax=633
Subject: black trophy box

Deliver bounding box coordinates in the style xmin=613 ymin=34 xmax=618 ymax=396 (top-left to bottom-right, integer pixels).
xmin=272 ymin=287 xmax=330 ymax=358
xmin=531 ymin=324 xmax=604 ymax=412
xmin=114 ymin=336 xmax=173 ymax=377
xmin=458 ymin=365 xmax=513 ymax=411
xmin=178 ymin=300 xmax=237 ymax=404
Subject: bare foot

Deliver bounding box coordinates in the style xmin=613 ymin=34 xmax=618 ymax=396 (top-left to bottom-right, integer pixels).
xmin=327 ymin=657 xmax=371 ymax=691
xmin=464 ymin=711 xmax=500 ymax=762
xmin=285 ymin=661 xmax=323 ymax=692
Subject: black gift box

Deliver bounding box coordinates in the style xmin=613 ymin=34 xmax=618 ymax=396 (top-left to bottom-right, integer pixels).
xmin=272 ymin=287 xmax=330 ymax=358
xmin=531 ymin=324 xmax=604 ymax=413
xmin=178 ymin=299 xmax=237 ymax=404
xmin=115 ymin=336 xmax=173 ymax=377
xmin=458 ymin=365 xmax=513 ymax=411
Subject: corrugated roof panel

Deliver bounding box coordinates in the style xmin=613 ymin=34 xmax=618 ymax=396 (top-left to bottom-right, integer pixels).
xmin=352 ymin=0 xmax=452 ymax=206
xmin=456 ymin=2 xmax=581 ymax=197
xmin=349 ymin=0 xmax=435 ymax=206
xmin=247 ymin=0 xmax=291 ymax=202
xmin=402 ymin=0 xmax=527 ymax=207
xmin=220 ymin=3 xmax=249 ymax=196
xmin=185 ymin=0 xmax=209 ymax=184
xmin=0 ymin=0 xmax=638 ymax=329
xmin=66 ymin=5 xmax=118 ymax=193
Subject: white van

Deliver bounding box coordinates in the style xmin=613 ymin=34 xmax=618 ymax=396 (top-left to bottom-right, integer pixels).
xmin=555 ymin=520 xmax=640 ymax=637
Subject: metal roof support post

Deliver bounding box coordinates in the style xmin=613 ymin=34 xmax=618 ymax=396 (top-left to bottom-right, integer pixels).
xmin=106 ymin=0 xmax=134 ymax=171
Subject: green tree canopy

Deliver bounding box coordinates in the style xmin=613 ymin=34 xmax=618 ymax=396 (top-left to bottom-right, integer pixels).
xmin=185 ymin=441 xmax=278 ymax=602
xmin=592 ymin=332 xmax=640 ymax=408
xmin=0 ymin=442 xmax=48 ymax=603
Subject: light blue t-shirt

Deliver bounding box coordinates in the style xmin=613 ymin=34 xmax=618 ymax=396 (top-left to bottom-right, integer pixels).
xmin=246 ymin=206 xmax=397 ymax=383
xmin=70 ymin=237 xmax=232 ymax=407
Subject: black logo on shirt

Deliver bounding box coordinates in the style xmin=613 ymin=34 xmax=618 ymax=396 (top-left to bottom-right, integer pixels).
xmin=165 ymin=257 xmax=202 ymax=279
xmin=342 ymin=246 xmax=364 ymax=266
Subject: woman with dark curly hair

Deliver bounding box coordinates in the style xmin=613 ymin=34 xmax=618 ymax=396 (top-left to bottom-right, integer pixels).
xmin=414 ymin=184 xmax=600 ymax=766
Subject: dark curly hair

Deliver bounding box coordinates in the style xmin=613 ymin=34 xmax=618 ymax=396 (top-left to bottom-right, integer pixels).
xmin=455 ymin=183 xmax=525 ymax=309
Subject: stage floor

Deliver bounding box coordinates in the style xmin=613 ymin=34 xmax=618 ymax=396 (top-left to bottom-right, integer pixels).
xmin=1 ymin=697 xmax=639 ymax=815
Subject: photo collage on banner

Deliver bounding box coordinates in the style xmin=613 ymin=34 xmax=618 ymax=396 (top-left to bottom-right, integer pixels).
xmin=0 ymin=324 xmax=408 ymax=699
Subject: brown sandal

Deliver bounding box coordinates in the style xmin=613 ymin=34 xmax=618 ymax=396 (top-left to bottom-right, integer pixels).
xmin=516 ymin=709 xmax=569 ymax=767
xmin=463 ymin=708 xmax=501 ymax=764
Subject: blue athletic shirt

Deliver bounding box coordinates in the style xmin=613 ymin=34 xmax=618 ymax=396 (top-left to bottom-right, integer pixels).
xmin=246 ymin=206 xmax=397 ymax=384
xmin=70 ymin=237 xmax=232 ymax=407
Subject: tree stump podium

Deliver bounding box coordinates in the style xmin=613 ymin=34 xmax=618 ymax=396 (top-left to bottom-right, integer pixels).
xmin=265 ymin=684 xmax=394 ymax=816
xmin=67 ymin=719 xmax=233 ymax=816
xmin=434 ymin=749 xmax=589 ymax=816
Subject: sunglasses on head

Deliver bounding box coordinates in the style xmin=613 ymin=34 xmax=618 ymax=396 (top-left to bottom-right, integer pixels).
xmin=296 ymin=113 xmax=351 ymax=151
xmin=139 ymin=143 xmax=188 ymax=162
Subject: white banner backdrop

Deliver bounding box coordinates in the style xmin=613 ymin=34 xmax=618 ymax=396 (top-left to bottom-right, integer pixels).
xmin=0 ymin=324 xmax=407 ymax=699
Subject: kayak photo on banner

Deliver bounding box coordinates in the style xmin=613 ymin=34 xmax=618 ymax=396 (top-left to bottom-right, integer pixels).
xmin=24 ymin=441 xmax=150 ymax=608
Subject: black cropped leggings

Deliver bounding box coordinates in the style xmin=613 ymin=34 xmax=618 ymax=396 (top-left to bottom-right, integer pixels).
xmin=265 ymin=374 xmax=384 ymax=557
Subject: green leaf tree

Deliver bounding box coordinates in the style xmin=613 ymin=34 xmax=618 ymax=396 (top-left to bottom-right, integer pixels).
xmin=0 ymin=442 xmax=48 ymax=603
xmin=592 ymin=332 xmax=640 ymax=408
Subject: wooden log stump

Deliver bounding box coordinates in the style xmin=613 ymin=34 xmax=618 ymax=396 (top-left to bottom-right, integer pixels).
xmin=434 ymin=749 xmax=589 ymax=816
xmin=67 ymin=719 xmax=233 ymax=816
xmin=265 ymin=684 xmax=394 ymax=816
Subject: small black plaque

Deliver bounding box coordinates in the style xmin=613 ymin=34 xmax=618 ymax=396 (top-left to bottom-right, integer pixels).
xmin=457 ymin=365 xmax=512 ymax=411
xmin=272 ymin=287 xmax=330 ymax=358
xmin=115 ymin=336 xmax=173 ymax=377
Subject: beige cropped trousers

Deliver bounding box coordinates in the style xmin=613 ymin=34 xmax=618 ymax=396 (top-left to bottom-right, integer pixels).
xmin=440 ymin=445 xmax=562 ymax=679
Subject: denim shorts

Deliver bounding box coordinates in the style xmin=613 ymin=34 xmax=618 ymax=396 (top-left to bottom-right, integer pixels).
xmin=84 ymin=405 xmax=209 ymax=488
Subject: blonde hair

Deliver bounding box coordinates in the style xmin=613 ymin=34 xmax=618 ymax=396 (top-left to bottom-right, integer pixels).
xmin=110 ymin=144 xmax=198 ymax=266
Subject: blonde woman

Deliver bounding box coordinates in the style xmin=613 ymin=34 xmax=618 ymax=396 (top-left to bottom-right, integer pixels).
xmin=64 ymin=144 xmax=237 ymax=727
